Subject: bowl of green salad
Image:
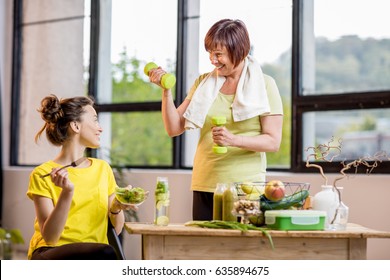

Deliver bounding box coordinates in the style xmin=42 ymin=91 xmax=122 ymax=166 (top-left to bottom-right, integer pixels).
xmin=115 ymin=186 xmax=149 ymax=206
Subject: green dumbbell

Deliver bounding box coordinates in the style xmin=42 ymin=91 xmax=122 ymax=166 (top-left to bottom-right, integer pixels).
xmin=144 ymin=62 xmax=176 ymax=89
xmin=212 ymin=116 xmax=227 ymax=154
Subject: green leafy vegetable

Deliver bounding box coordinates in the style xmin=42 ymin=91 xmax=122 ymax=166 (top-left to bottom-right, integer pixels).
xmin=184 ymin=220 xmax=274 ymax=249
xmin=155 ymin=181 xmax=168 ymax=194
xmin=116 ymin=187 xmax=147 ymax=204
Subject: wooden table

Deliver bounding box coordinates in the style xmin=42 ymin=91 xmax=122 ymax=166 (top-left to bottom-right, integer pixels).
xmin=124 ymin=222 xmax=390 ymax=260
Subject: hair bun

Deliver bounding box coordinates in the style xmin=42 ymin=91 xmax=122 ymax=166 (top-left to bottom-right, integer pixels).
xmin=38 ymin=94 xmax=64 ymax=124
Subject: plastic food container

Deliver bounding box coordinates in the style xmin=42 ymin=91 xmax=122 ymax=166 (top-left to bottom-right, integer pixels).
xmin=265 ymin=210 xmax=326 ymax=230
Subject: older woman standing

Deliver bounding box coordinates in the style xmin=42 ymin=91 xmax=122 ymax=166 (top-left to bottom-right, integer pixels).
xmin=149 ymin=19 xmax=283 ymax=220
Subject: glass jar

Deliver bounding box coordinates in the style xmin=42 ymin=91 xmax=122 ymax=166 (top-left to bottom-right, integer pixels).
xmin=312 ymin=185 xmax=338 ymax=230
xmin=222 ymin=184 xmax=238 ymax=222
xmin=213 ymin=183 xmax=227 ymax=220
xmin=154 ymin=177 xmax=170 ymax=226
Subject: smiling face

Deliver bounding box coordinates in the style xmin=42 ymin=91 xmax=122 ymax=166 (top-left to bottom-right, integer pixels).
xmin=77 ymin=105 xmax=103 ymax=149
xmin=208 ymin=46 xmax=244 ymax=78
xmin=204 ymin=19 xmax=251 ymax=69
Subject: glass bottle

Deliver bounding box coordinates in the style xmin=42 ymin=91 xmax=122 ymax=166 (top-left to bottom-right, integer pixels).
xmin=213 ymin=183 xmax=227 ymax=220
xmin=329 ymin=187 xmax=349 ymax=230
xmin=222 ymin=184 xmax=238 ymax=222
xmin=312 ymin=185 xmax=338 ymax=230
xmin=154 ymin=177 xmax=170 ymax=226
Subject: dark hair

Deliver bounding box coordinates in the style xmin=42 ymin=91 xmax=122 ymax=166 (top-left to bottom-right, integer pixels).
xmin=204 ymin=19 xmax=250 ymax=68
xmin=35 ymin=94 xmax=94 ymax=146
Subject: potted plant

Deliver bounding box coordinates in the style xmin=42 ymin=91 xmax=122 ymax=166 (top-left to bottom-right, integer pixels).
xmin=0 ymin=227 xmax=24 ymax=260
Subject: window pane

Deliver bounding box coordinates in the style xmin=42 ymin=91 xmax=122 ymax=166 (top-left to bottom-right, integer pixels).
xmin=197 ymin=0 xmax=292 ymax=168
xmin=199 ymin=0 xmax=292 ymax=70
xmin=106 ymin=0 xmax=178 ymax=103
xmin=83 ymin=0 xmax=91 ymax=90
xmin=17 ymin=1 xmax=89 ymax=165
xmin=302 ymin=109 xmax=390 ymax=161
xmin=98 ymin=112 xmax=172 ymax=166
xmin=302 ymin=0 xmax=390 ymax=95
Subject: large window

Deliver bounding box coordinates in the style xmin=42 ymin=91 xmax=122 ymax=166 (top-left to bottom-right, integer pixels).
xmin=11 ymin=0 xmax=390 ymax=174
xmin=91 ymin=0 xmax=178 ymax=168
xmin=93 ymin=0 xmax=292 ymax=169
xmin=197 ymin=0 xmax=292 ymax=169
xmin=294 ymin=0 xmax=390 ymax=173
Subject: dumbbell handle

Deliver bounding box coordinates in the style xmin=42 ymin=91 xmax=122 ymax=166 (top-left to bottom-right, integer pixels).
xmin=144 ymin=62 xmax=176 ymax=89
xmin=212 ymin=116 xmax=227 ymax=154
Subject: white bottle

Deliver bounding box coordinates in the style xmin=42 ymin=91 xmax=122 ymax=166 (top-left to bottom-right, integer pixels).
xmin=312 ymin=185 xmax=338 ymax=230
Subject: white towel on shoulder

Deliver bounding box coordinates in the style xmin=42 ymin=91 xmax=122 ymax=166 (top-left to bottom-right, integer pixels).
xmin=183 ymin=55 xmax=270 ymax=129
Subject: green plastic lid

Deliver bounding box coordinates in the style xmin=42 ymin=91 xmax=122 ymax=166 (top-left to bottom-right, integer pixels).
xmin=265 ymin=210 xmax=326 ymax=217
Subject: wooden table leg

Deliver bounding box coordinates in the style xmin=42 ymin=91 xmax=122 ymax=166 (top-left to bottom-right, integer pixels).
xmin=349 ymin=238 xmax=367 ymax=260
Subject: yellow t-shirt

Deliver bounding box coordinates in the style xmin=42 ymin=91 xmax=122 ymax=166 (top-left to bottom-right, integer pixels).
xmin=26 ymin=158 xmax=117 ymax=259
xmin=187 ymin=74 xmax=283 ymax=193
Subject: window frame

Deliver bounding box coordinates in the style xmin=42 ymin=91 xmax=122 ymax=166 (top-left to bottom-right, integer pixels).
xmin=88 ymin=0 xmax=188 ymax=169
xmin=10 ymin=0 xmax=23 ymax=166
xmin=9 ymin=0 xmax=390 ymax=174
xmin=291 ymin=0 xmax=390 ymax=174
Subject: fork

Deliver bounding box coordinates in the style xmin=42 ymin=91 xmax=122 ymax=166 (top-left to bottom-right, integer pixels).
xmin=40 ymin=157 xmax=87 ymax=178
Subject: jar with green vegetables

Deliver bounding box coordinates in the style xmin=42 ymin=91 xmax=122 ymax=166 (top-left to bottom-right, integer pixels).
xmin=154 ymin=177 xmax=170 ymax=226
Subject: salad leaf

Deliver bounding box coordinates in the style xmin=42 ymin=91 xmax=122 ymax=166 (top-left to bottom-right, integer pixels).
xmin=116 ymin=187 xmax=147 ymax=204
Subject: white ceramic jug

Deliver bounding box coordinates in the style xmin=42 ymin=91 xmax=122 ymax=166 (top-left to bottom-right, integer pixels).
xmin=312 ymin=185 xmax=338 ymax=230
